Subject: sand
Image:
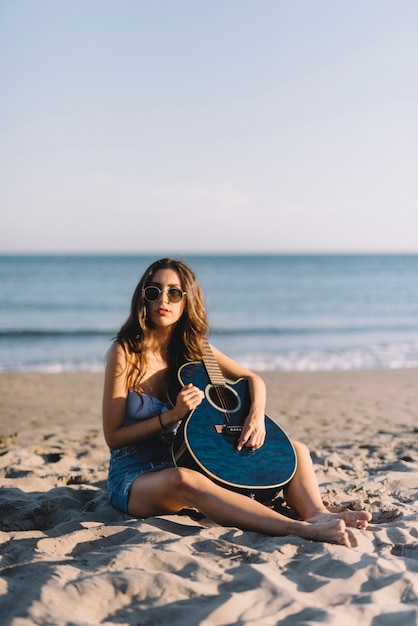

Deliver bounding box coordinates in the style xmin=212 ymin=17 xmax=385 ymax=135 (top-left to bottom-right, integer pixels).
xmin=1 ymin=369 xmax=418 ymax=625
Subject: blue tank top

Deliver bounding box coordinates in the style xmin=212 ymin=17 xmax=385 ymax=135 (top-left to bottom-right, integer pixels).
xmin=124 ymin=391 xmax=179 ymax=434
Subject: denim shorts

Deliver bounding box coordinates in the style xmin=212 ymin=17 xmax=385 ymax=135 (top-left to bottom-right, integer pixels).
xmin=107 ymin=437 xmax=175 ymax=514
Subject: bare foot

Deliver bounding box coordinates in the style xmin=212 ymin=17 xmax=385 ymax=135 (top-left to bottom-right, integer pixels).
xmin=298 ymin=518 xmax=353 ymax=547
xmin=307 ymin=509 xmax=372 ymax=530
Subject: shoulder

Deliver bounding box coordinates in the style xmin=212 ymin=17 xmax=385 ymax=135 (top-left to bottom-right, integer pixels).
xmin=105 ymin=341 xmax=131 ymax=378
xmin=209 ymin=344 xmax=255 ymax=380
xmin=107 ymin=341 xmax=127 ymax=363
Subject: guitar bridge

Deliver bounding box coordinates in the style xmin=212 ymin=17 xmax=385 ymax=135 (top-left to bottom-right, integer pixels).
xmin=214 ymin=424 xmax=242 ymax=436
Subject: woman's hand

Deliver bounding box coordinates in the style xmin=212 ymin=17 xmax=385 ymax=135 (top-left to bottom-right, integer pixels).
xmin=237 ymin=408 xmax=266 ymax=451
xmin=207 ymin=345 xmax=268 ymax=452
xmin=173 ymin=383 xmax=205 ymax=420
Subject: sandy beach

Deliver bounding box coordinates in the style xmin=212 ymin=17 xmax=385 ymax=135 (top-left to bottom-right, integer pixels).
xmin=1 ymin=369 xmax=418 ymax=625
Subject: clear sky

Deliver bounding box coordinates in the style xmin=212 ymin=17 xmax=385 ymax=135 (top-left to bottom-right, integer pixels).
xmin=1 ymin=0 xmax=417 ymax=254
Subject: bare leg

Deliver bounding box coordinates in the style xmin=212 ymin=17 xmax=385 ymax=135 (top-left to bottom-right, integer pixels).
xmin=284 ymin=441 xmax=371 ymax=530
xmin=128 ymin=466 xmax=355 ymax=547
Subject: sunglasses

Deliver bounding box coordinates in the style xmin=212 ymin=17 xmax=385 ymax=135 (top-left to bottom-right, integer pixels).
xmin=142 ymin=285 xmax=186 ymax=304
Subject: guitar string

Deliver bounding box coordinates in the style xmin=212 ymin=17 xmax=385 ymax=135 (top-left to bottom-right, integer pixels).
xmin=203 ymin=342 xmax=234 ymax=427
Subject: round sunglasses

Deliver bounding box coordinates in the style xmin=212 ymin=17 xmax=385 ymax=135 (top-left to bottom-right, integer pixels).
xmin=142 ymin=285 xmax=186 ymax=304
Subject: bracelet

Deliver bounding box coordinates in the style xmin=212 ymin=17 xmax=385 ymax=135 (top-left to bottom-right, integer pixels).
xmin=158 ymin=413 xmax=166 ymax=431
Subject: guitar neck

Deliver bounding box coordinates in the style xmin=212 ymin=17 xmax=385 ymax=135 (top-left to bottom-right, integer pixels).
xmin=202 ymin=338 xmax=225 ymax=386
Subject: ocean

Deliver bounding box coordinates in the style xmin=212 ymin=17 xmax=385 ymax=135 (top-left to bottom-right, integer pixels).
xmin=1 ymin=254 xmax=418 ymax=373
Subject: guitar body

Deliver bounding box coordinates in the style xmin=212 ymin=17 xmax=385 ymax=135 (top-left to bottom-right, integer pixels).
xmin=171 ymin=361 xmax=297 ymax=503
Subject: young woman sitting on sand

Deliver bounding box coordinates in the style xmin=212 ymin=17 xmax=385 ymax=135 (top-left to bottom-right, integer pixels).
xmin=102 ymin=257 xmax=371 ymax=547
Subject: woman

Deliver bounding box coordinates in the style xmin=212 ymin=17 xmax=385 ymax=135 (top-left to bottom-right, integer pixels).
xmin=103 ymin=257 xmax=371 ymax=546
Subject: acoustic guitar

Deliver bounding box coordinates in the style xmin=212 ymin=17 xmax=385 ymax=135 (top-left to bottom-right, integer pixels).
xmin=171 ymin=342 xmax=297 ymax=503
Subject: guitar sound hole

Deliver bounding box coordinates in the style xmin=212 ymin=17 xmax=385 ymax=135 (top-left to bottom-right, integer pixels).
xmin=208 ymin=385 xmax=240 ymax=412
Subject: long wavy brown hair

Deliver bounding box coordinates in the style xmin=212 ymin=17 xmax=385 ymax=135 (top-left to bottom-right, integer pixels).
xmin=115 ymin=258 xmax=209 ymax=389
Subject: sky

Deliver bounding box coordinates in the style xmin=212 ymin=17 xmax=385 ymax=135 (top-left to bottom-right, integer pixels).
xmin=1 ymin=0 xmax=417 ymax=254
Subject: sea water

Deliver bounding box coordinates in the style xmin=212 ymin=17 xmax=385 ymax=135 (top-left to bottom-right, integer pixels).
xmin=1 ymin=253 xmax=418 ymax=372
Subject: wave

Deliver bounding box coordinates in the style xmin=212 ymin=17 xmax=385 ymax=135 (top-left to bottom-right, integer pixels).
xmin=2 ymin=342 xmax=418 ymax=373
xmin=2 ymin=322 xmax=418 ymax=341
xmin=0 ymin=360 xmax=106 ymax=374
xmin=210 ymin=324 xmax=418 ymax=337
xmin=0 ymin=329 xmax=115 ymax=339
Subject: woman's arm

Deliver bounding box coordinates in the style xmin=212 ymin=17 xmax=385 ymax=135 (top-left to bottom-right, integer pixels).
xmin=102 ymin=343 xmax=204 ymax=449
xmin=209 ymin=345 xmax=267 ymax=451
